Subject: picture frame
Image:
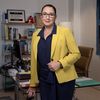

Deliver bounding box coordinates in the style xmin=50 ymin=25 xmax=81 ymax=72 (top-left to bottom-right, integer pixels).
xmin=7 ymin=9 xmax=25 ymax=23
xmin=34 ymin=13 xmax=44 ymax=28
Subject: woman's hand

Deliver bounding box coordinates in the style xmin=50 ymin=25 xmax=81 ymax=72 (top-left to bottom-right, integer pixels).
xmin=27 ymin=87 xmax=36 ymax=98
xmin=47 ymin=60 xmax=62 ymax=71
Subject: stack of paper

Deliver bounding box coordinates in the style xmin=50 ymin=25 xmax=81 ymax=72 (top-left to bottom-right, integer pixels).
xmin=19 ymin=80 xmax=30 ymax=87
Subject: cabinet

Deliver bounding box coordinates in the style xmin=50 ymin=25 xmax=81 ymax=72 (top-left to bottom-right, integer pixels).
xmin=2 ymin=22 xmax=35 ymax=64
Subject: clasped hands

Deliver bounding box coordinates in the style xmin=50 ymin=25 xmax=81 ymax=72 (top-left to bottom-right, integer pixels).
xmin=47 ymin=60 xmax=62 ymax=71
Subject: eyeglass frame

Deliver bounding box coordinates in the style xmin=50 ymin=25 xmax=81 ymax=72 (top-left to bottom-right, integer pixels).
xmin=41 ymin=12 xmax=56 ymax=18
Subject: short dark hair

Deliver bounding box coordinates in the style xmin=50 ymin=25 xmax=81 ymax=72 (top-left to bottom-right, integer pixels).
xmin=41 ymin=4 xmax=56 ymax=16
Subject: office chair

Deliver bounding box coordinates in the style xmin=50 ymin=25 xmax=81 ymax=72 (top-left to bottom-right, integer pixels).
xmin=75 ymin=46 xmax=93 ymax=77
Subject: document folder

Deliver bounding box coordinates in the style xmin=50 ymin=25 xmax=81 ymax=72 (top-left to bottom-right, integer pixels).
xmin=76 ymin=77 xmax=100 ymax=87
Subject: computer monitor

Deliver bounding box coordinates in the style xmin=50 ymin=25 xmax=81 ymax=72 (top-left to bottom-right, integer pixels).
xmin=13 ymin=40 xmax=21 ymax=60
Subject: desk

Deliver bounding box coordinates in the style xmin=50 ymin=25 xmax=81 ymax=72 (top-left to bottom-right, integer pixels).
xmin=15 ymin=76 xmax=100 ymax=100
xmin=0 ymin=68 xmax=31 ymax=100
xmin=73 ymin=77 xmax=100 ymax=100
xmin=75 ymin=77 xmax=100 ymax=88
xmin=19 ymin=77 xmax=100 ymax=88
xmin=14 ymin=79 xmax=40 ymax=100
xmin=12 ymin=72 xmax=31 ymax=100
xmin=5 ymin=69 xmax=100 ymax=100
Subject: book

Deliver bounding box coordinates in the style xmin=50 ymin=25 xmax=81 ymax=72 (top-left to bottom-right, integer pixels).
xmin=19 ymin=80 xmax=30 ymax=87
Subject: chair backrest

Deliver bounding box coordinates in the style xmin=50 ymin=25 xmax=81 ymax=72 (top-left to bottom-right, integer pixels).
xmin=75 ymin=46 xmax=93 ymax=77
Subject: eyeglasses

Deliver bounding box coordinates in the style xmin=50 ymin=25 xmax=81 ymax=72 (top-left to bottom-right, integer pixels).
xmin=41 ymin=13 xmax=56 ymax=18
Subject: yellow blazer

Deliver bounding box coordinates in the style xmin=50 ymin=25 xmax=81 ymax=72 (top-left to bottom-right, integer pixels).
xmin=30 ymin=25 xmax=81 ymax=87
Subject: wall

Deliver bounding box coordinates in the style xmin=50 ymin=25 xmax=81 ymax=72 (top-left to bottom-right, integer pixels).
xmin=0 ymin=0 xmax=69 ymax=25
xmin=68 ymin=0 xmax=100 ymax=81
xmin=68 ymin=0 xmax=81 ymax=43
xmin=68 ymin=0 xmax=74 ymax=22
xmin=37 ymin=0 xmax=69 ymax=23
xmin=79 ymin=0 xmax=100 ymax=81
xmin=0 ymin=0 xmax=39 ymax=17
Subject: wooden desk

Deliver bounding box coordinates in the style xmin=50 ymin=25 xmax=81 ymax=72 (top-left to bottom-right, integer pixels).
xmin=16 ymin=76 xmax=100 ymax=100
xmin=14 ymin=79 xmax=39 ymax=100
xmin=74 ymin=77 xmax=100 ymax=100
xmin=10 ymin=72 xmax=100 ymax=100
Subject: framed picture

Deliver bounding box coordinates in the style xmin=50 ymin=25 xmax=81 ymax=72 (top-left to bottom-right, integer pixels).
xmin=7 ymin=9 xmax=25 ymax=23
xmin=34 ymin=13 xmax=44 ymax=28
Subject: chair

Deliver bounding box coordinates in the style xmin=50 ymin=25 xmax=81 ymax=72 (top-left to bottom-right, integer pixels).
xmin=75 ymin=46 xmax=93 ymax=77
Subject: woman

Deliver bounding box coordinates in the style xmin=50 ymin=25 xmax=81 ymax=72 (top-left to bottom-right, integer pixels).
xmin=28 ymin=4 xmax=81 ymax=100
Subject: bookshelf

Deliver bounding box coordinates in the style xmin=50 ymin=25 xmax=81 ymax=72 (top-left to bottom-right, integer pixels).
xmin=1 ymin=22 xmax=35 ymax=90
xmin=2 ymin=22 xmax=35 ymax=64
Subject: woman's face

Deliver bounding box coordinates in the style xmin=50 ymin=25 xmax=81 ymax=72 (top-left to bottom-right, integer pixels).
xmin=41 ymin=6 xmax=56 ymax=27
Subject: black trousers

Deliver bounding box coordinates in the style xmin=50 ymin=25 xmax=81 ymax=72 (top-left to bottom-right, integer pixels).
xmin=39 ymin=77 xmax=75 ymax=100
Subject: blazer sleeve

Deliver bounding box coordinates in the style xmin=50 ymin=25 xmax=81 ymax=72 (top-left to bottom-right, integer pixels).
xmin=30 ymin=31 xmax=39 ymax=87
xmin=59 ymin=28 xmax=81 ymax=70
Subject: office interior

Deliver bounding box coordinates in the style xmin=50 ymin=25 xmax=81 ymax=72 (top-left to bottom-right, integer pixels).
xmin=0 ymin=0 xmax=100 ymax=99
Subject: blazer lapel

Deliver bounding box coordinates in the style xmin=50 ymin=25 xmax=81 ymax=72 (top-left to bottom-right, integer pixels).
xmin=35 ymin=34 xmax=58 ymax=59
xmin=33 ymin=35 xmax=40 ymax=59
xmin=51 ymin=33 xmax=59 ymax=59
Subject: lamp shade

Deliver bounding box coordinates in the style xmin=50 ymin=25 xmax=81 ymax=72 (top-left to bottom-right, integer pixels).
xmin=59 ymin=21 xmax=72 ymax=31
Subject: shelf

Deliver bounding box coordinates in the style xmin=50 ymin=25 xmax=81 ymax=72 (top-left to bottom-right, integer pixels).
xmin=5 ymin=22 xmax=35 ymax=26
xmin=2 ymin=16 xmax=33 ymax=65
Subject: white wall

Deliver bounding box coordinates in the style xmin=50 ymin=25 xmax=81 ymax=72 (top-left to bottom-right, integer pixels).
xmin=73 ymin=0 xmax=81 ymax=43
xmin=0 ymin=0 xmax=39 ymax=18
xmin=68 ymin=0 xmax=81 ymax=43
xmin=79 ymin=0 xmax=100 ymax=81
xmin=68 ymin=0 xmax=100 ymax=81
xmin=37 ymin=0 xmax=69 ymax=23
xmin=0 ymin=0 xmax=69 ymax=23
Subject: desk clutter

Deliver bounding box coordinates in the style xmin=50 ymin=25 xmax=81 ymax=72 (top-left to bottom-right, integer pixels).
xmin=16 ymin=71 xmax=30 ymax=80
xmin=16 ymin=71 xmax=30 ymax=88
xmin=0 ymin=59 xmax=31 ymax=90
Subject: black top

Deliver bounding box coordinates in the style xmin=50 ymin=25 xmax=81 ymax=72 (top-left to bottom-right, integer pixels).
xmin=37 ymin=23 xmax=56 ymax=84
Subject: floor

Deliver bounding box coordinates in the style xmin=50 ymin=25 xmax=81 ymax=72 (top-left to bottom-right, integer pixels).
xmin=0 ymin=89 xmax=40 ymax=100
xmin=0 ymin=90 xmax=24 ymax=100
xmin=0 ymin=86 xmax=100 ymax=100
xmin=75 ymin=86 xmax=100 ymax=100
